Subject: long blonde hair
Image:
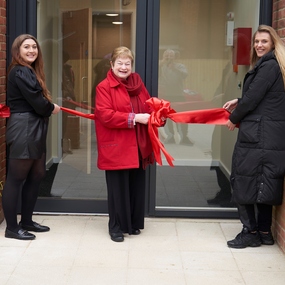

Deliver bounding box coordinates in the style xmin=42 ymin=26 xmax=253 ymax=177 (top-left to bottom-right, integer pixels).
xmin=251 ymin=25 xmax=285 ymax=88
xmin=8 ymin=34 xmax=51 ymax=102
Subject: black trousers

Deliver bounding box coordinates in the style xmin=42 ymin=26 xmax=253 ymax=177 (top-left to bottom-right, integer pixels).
xmin=237 ymin=203 xmax=273 ymax=232
xmin=105 ymin=166 xmax=146 ymax=234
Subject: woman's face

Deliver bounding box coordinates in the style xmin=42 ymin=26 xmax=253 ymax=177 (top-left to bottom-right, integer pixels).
xmin=254 ymin=32 xmax=274 ymax=58
xmin=19 ymin=39 xmax=38 ymax=65
xmin=111 ymin=56 xmax=132 ymax=79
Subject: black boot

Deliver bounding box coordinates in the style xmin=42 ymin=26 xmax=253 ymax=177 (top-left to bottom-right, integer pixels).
xmin=227 ymin=227 xmax=261 ymax=249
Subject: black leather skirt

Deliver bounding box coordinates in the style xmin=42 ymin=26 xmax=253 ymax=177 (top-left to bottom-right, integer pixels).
xmin=6 ymin=112 xmax=49 ymax=159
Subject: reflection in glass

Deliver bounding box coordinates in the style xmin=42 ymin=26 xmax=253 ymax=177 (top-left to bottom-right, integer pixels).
xmin=156 ymin=0 xmax=235 ymax=209
xmin=38 ymin=0 xmax=137 ymax=202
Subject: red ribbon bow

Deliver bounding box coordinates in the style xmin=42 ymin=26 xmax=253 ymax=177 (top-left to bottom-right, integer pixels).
xmin=146 ymin=98 xmax=176 ymax=166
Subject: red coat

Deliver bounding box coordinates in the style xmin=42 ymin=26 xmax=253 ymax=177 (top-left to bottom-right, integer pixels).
xmin=95 ymin=70 xmax=151 ymax=170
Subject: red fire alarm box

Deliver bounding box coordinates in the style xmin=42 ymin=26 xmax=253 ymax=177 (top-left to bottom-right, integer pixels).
xmin=232 ymin=28 xmax=252 ymax=65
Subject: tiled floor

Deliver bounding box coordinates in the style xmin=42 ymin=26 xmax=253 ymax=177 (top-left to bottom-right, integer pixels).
xmin=1 ymin=215 xmax=285 ymax=285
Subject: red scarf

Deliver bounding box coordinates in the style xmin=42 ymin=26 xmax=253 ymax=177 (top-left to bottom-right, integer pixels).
xmin=111 ymin=71 xmax=154 ymax=169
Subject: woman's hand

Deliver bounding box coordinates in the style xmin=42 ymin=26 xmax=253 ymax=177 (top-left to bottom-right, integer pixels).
xmin=135 ymin=113 xmax=150 ymax=125
xmin=223 ymin=99 xmax=238 ymax=113
xmin=226 ymin=120 xmax=236 ymax=131
xmin=52 ymin=103 xmax=61 ymax=114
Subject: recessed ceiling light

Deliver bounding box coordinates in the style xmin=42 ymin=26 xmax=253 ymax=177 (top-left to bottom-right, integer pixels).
xmin=106 ymin=13 xmax=119 ymax=16
xmin=112 ymin=21 xmax=123 ymax=25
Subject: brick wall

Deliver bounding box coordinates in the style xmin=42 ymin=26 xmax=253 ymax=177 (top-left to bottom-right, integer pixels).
xmin=0 ymin=0 xmax=6 ymax=223
xmin=272 ymin=0 xmax=285 ymax=253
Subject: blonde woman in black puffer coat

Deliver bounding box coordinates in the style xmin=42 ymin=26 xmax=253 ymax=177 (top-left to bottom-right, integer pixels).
xmin=224 ymin=25 xmax=285 ymax=249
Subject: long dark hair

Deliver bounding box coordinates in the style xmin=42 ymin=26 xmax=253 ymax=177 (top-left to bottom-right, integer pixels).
xmin=8 ymin=34 xmax=51 ymax=101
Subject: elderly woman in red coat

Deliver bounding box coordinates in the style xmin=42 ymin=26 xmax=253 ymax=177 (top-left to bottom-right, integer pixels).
xmin=94 ymin=46 xmax=154 ymax=242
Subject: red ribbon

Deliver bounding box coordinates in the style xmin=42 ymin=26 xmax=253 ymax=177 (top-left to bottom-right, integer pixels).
xmin=60 ymin=106 xmax=95 ymax=120
xmin=0 ymin=98 xmax=229 ymax=166
xmin=61 ymin=98 xmax=231 ymax=167
xmin=145 ymin=97 xmax=230 ymax=167
xmin=169 ymin=107 xmax=230 ymax=125
xmin=0 ymin=104 xmax=10 ymax=118
xmin=2 ymin=98 xmax=232 ymax=167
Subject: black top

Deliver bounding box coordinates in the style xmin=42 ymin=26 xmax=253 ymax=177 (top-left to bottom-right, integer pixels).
xmin=7 ymin=65 xmax=54 ymax=116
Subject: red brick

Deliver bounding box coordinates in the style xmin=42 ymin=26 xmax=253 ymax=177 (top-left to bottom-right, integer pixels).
xmin=262 ymin=0 xmax=285 ymax=254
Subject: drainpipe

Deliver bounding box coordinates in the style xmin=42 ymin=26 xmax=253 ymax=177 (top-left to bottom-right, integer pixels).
xmin=259 ymin=0 xmax=273 ymax=25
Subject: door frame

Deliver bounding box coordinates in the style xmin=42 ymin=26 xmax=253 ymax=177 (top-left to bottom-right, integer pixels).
xmin=6 ymin=0 xmax=37 ymax=69
xmin=7 ymin=0 xmax=271 ymax=217
xmin=135 ymin=0 xmax=271 ymax=219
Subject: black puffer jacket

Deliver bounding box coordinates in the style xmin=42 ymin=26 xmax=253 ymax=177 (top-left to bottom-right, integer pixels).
xmin=230 ymin=51 xmax=285 ymax=205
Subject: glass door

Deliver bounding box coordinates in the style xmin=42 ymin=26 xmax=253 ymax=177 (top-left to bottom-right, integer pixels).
xmin=34 ymin=0 xmax=259 ymax=217
xmin=154 ymin=0 xmax=259 ymax=218
xmin=36 ymin=0 xmax=138 ymax=213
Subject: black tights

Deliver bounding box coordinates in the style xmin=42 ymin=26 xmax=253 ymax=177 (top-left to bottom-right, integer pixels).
xmin=2 ymin=154 xmax=46 ymax=231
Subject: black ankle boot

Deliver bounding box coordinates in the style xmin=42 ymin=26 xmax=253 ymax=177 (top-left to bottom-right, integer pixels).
xmin=227 ymin=227 xmax=261 ymax=249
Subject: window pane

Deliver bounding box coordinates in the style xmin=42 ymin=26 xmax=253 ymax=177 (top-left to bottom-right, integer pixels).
xmin=156 ymin=0 xmax=258 ymax=209
xmin=38 ymin=0 xmax=137 ymax=203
